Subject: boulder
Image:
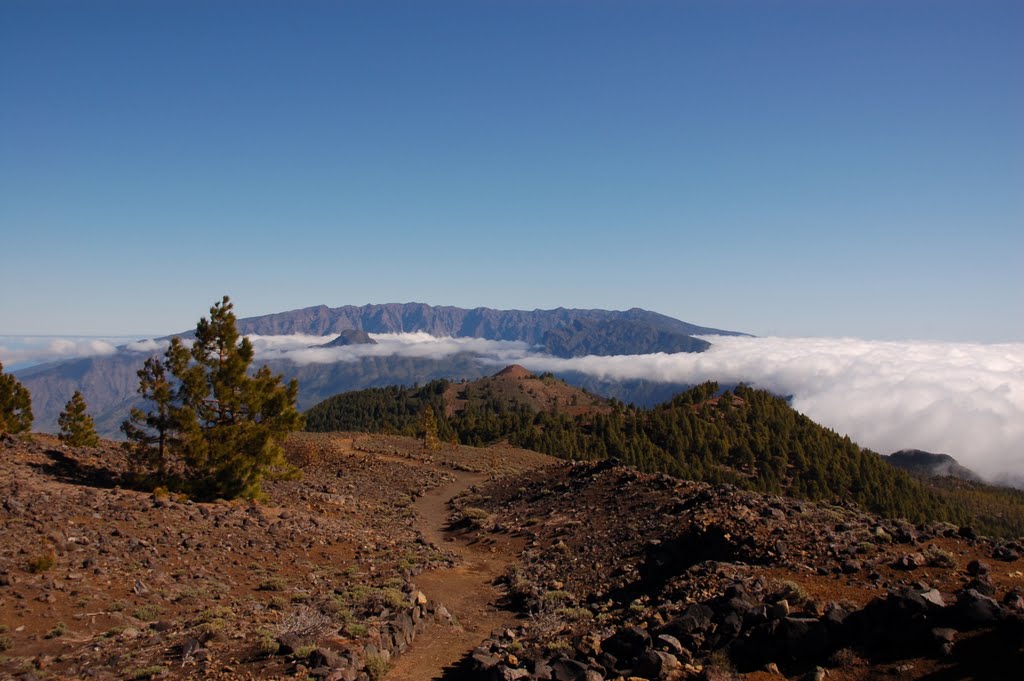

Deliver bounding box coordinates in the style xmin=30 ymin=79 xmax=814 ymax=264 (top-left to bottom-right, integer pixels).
xmin=956 ymin=589 xmax=1002 ymax=626
xmin=634 ymin=649 xmax=681 ymax=677
xmin=601 ymin=625 xmax=651 ymax=663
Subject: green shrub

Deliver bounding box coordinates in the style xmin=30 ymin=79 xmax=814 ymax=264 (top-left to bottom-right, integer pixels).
xmin=365 ymin=653 xmax=390 ymax=681
xmin=294 ymin=644 xmax=317 ymax=659
xmin=252 ymin=631 xmax=280 ymax=657
xmin=45 ymin=622 xmax=68 ymax=639
xmin=924 ymin=544 xmax=957 ymax=568
xmin=258 ymin=577 xmax=287 ymax=592
xmin=382 ymin=588 xmax=407 ymax=609
xmin=345 ymin=623 xmax=368 ymax=637
xmin=26 ymin=553 xmax=56 ymax=574
xmin=133 ymin=605 xmax=164 ymax=621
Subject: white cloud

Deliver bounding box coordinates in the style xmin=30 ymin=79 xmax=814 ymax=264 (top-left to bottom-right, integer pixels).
xmin=125 ymin=338 xmax=169 ymax=353
xmin=246 ymin=332 xmax=1024 ymax=477
xmin=512 ymin=336 xmax=1024 ymax=480
xmin=0 ymin=336 xmax=126 ymax=368
xmin=11 ymin=331 xmax=1018 ymax=481
xmin=249 ymin=332 xmax=532 ymax=365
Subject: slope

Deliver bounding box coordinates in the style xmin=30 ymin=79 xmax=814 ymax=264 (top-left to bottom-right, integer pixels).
xmin=306 ymin=374 xmax=980 ymax=528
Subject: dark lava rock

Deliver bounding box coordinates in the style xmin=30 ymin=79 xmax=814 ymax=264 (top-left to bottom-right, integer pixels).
xmin=956 ymin=589 xmax=1002 ymax=626
xmin=600 ymin=625 xmax=651 ymax=663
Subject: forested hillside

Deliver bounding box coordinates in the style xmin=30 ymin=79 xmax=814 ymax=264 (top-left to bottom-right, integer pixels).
xmin=305 ymin=373 xmax=973 ymax=527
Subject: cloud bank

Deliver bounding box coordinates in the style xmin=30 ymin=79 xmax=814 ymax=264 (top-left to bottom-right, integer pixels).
xmin=515 ymin=336 xmax=1024 ymax=480
xmin=5 ymin=331 xmax=1021 ymax=480
xmin=247 ymin=332 xmax=532 ymax=365
xmin=245 ymin=332 xmax=1023 ymax=479
xmin=0 ymin=336 xmax=129 ymax=368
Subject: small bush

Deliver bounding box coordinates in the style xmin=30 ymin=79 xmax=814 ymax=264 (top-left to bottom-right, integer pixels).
xmin=365 ymin=652 xmax=390 ymax=681
xmin=252 ymin=631 xmax=280 ymax=657
xmin=773 ymin=580 xmax=809 ymax=605
xmin=195 ymin=619 xmax=228 ymax=640
xmin=258 ymin=577 xmax=287 ymax=592
xmin=45 ymin=622 xmax=68 ymax=639
xmin=133 ymin=605 xmax=164 ymax=621
xmin=193 ymin=606 xmax=234 ymax=624
xmin=705 ymin=647 xmax=736 ymax=672
xmin=0 ymin=634 xmax=12 ymax=651
xmin=276 ymin=605 xmax=333 ymax=645
xmin=293 ymin=644 xmax=317 ymax=659
xmin=382 ymin=588 xmax=407 ymax=609
xmin=128 ymin=666 xmax=167 ymax=680
xmin=557 ymin=606 xmax=592 ymax=622
xmin=462 ymin=506 xmax=490 ymax=520
xmin=26 ymin=553 xmax=56 ymax=574
xmin=345 ymin=622 xmax=368 ymax=638
xmin=924 ymin=545 xmax=957 ymax=568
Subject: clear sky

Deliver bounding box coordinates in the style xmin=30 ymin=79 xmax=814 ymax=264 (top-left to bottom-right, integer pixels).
xmin=1 ymin=0 xmax=1021 ymax=341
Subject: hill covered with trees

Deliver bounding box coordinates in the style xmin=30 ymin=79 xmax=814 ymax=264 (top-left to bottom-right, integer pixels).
xmin=305 ymin=367 xmax=975 ymax=526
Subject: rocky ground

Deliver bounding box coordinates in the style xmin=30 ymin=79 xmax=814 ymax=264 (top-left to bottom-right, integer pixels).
xmin=0 ymin=432 xmax=553 ymax=680
xmin=4 ymin=432 xmax=1023 ymax=681
xmin=452 ymin=459 xmax=1024 ymax=680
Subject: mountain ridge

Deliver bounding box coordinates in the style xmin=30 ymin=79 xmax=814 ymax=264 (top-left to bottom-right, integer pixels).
xmin=15 ymin=303 xmax=744 ymax=436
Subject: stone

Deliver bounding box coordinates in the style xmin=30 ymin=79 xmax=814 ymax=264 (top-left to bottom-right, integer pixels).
xmin=495 ymin=667 xmax=530 ymax=681
xmin=967 ymin=560 xmax=990 ymax=576
xmin=656 ymin=634 xmax=685 ymax=655
xmin=841 ymin=559 xmax=861 ymax=574
xmin=673 ymin=603 xmax=714 ymax=634
xmin=634 ymin=649 xmax=681 ymax=677
xmin=1002 ymin=590 xmax=1024 ymax=611
xmin=601 ymin=625 xmax=651 ymax=662
xmin=550 ymin=657 xmax=590 ymax=681
xmin=965 ymin=578 xmax=997 ymax=598
xmin=956 ymin=589 xmax=1001 ymax=626
xmin=958 ymin=526 xmax=978 ymax=541
xmin=769 ymin=600 xmax=790 ymax=620
xmin=309 ymin=648 xmax=344 ymax=669
xmin=920 ymin=589 xmax=946 ymax=608
xmin=893 ymin=553 xmax=926 ymax=570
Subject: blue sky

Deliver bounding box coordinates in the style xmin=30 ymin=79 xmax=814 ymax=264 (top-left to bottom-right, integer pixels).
xmin=1 ymin=0 xmax=1021 ymax=341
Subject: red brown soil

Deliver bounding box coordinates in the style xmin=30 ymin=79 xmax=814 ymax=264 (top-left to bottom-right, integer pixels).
xmin=442 ymin=365 xmax=610 ymax=419
xmin=387 ymin=472 xmax=525 ymax=680
xmin=0 ymin=432 xmax=555 ymax=680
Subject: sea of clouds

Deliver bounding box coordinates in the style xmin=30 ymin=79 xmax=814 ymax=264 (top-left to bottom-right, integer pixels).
xmin=246 ymin=332 xmax=1023 ymax=479
xmin=0 ymin=336 xmax=132 ymax=370
xmin=3 ymin=332 xmax=1021 ymax=479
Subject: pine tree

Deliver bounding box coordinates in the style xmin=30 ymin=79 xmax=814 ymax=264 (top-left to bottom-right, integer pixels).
xmin=0 ymin=361 xmax=33 ymax=435
xmin=419 ymin=404 xmax=441 ymax=451
xmin=58 ymin=390 xmax=100 ymax=446
xmin=122 ymin=296 xmax=304 ymax=499
xmin=121 ymin=355 xmax=179 ymax=478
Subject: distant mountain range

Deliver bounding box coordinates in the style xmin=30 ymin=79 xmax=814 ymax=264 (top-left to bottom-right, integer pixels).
xmin=15 ymin=303 xmax=745 ymax=436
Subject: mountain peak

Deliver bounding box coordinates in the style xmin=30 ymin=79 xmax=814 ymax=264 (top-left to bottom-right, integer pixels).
xmin=494 ymin=364 xmax=534 ymax=379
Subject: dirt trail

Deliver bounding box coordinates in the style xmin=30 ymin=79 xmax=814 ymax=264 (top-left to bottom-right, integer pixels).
xmin=387 ymin=471 xmax=521 ymax=680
